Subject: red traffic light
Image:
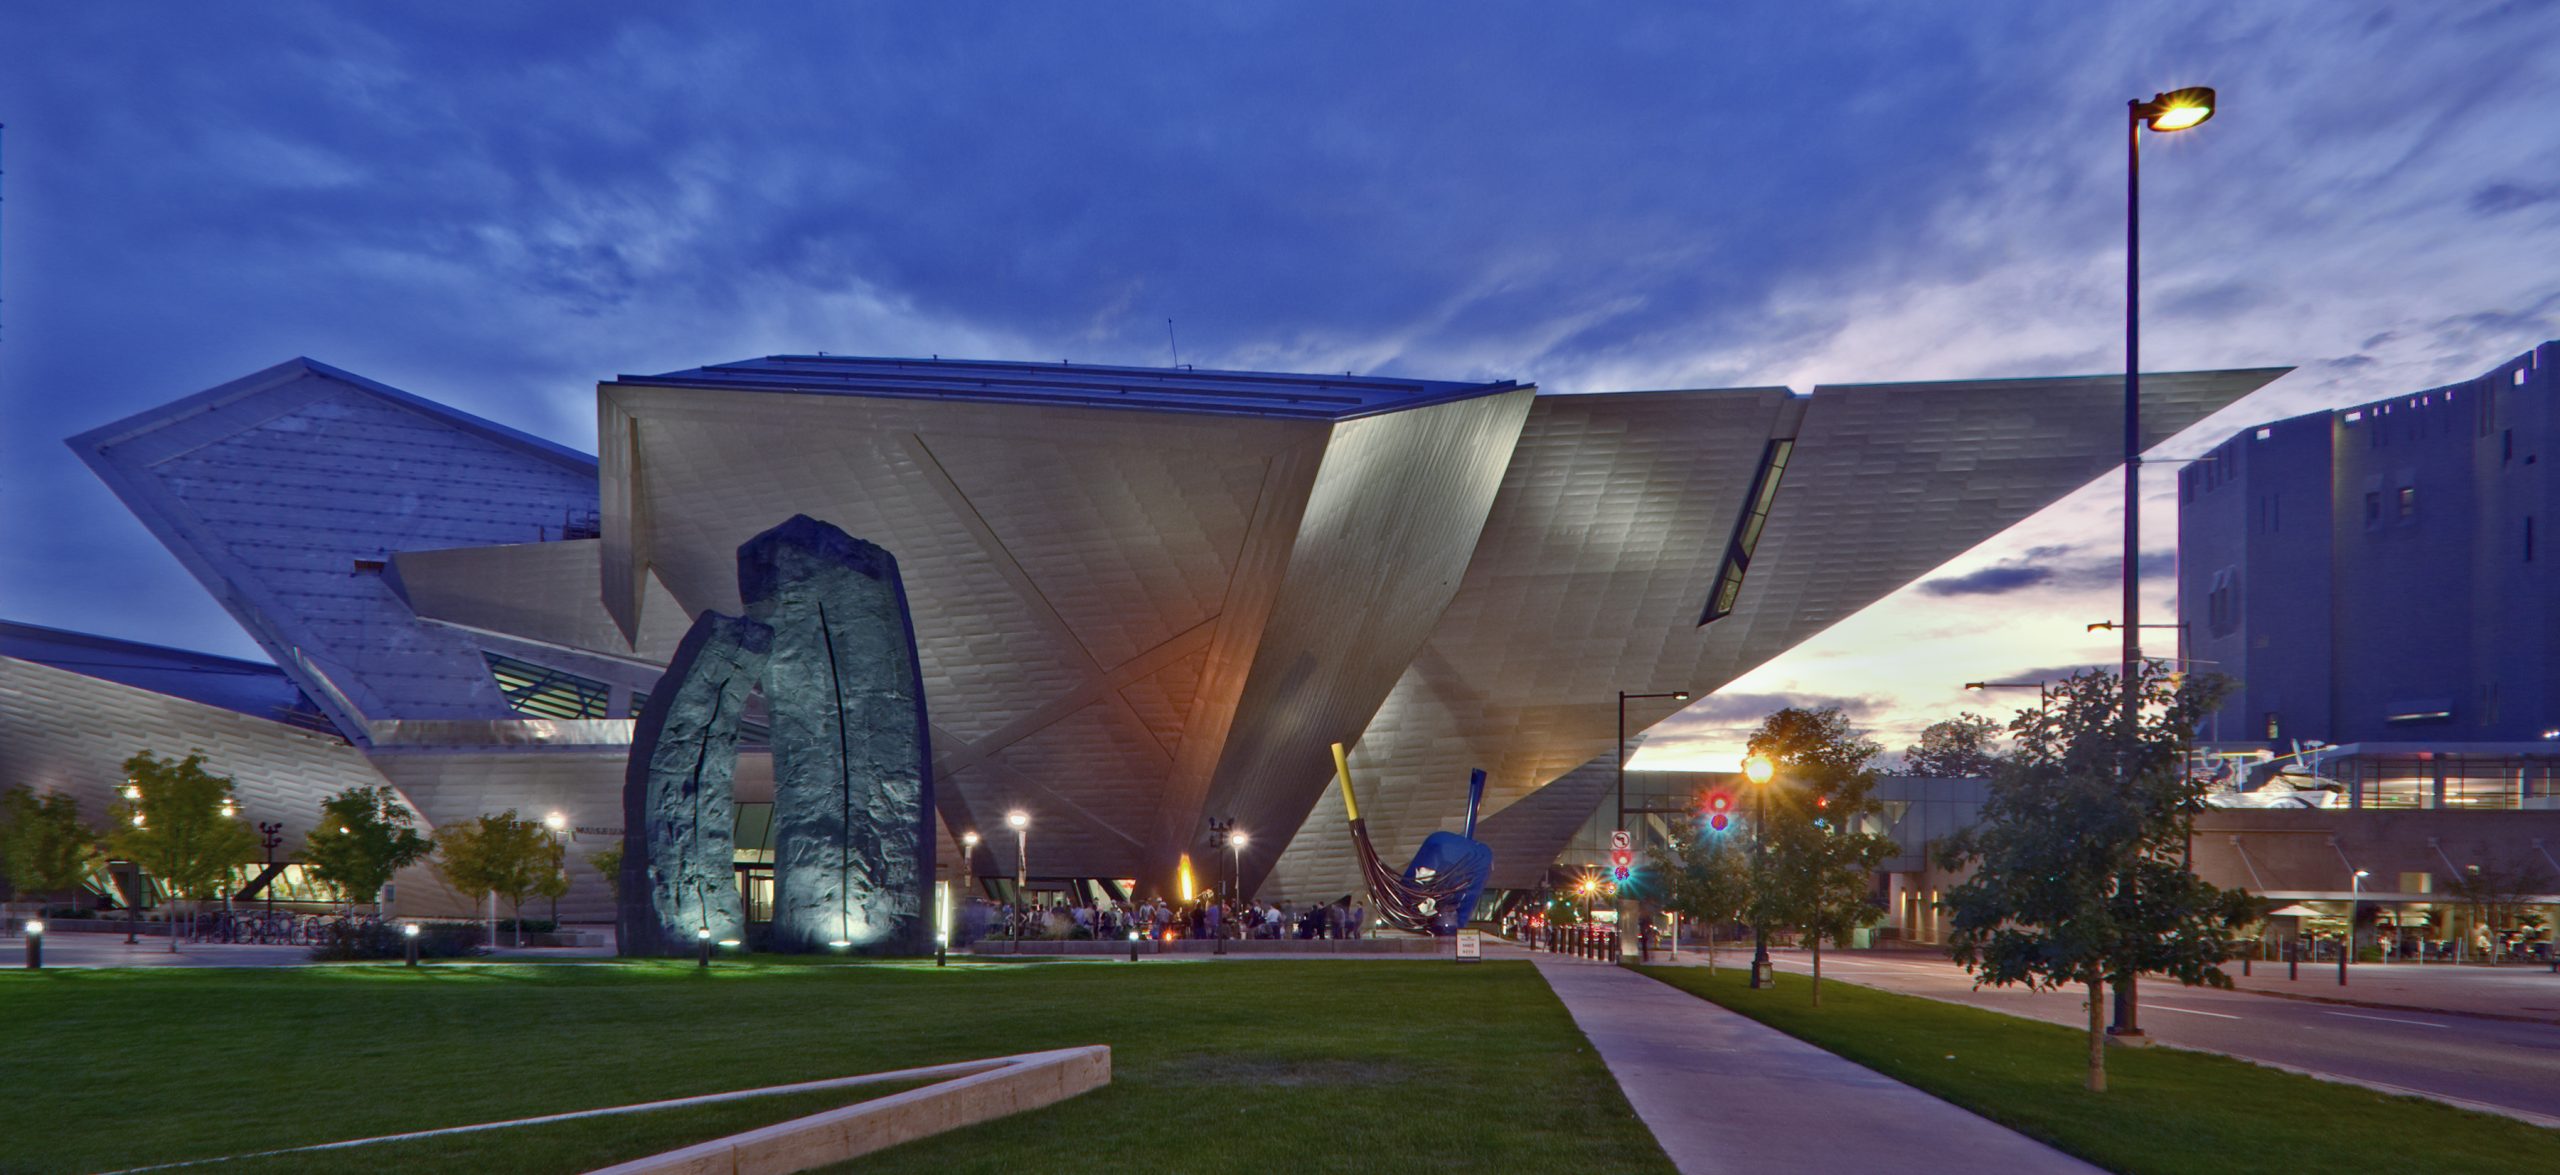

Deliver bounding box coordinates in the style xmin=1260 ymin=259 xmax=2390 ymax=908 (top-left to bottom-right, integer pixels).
xmin=1708 ymin=813 xmax=1730 ymax=832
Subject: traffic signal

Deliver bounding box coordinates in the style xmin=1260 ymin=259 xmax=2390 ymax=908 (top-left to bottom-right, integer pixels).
xmin=1703 ymin=790 xmax=1735 ymax=832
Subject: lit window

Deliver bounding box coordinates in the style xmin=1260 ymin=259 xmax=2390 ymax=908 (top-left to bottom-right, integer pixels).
xmin=2264 ymin=712 xmax=2280 ymax=740
xmin=2519 ymin=370 xmax=2530 ymax=387
xmin=2345 ymin=410 xmax=2363 ymax=423
xmin=1699 ymin=438 xmax=1794 ymax=625
xmin=483 ymin=653 xmax=611 ymax=720
xmin=2255 ymin=427 xmax=2272 ymax=441
xmin=2397 ymin=485 xmax=2416 ymax=519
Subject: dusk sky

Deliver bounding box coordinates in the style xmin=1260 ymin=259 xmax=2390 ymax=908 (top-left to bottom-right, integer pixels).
xmin=4 ymin=3 xmax=2556 ymax=768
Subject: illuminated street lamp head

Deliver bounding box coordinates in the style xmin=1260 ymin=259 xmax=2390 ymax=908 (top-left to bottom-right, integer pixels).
xmin=544 ymin=812 xmax=567 ymax=832
xmin=696 ymin=927 xmax=711 ymax=941
xmin=1005 ymin=809 xmax=1029 ymax=831
xmin=2136 ymin=86 xmax=2215 ymax=132
xmin=26 ymin=921 xmax=41 ymax=935
xmin=1742 ymin=755 xmax=1775 ymax=785
xmin=402 ymin=922 xmax=419 ymax=938
xmin=1228 ymin=830 xmax=1249 ymax=849
xmin=961 ymin=830 xmax=980 ymax=849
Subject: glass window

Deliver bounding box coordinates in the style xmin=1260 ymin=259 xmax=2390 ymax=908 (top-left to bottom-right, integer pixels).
xmin=1699 ymin=438 xmax=1794 ymax=625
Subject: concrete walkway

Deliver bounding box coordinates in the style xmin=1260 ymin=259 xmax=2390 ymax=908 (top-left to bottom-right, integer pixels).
xmin=1525 ymin=950 xmax=2101 ymax=1174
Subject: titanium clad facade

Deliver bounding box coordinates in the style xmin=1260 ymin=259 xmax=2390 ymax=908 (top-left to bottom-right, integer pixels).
xmin=1267 ymin=367 xmax=2291 ymax=902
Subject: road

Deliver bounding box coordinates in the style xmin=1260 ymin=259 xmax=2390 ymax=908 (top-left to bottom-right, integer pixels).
xmin=1656 ymin=947 xmax=2560 ymax=1126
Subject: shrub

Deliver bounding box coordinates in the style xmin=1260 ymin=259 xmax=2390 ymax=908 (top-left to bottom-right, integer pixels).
xmin=308 ymin=918 xmax=485 ymax=961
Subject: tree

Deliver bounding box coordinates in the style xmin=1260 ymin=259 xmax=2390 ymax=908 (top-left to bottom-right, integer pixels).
xmin=1746 ymin=707 xmax=1896 ymax=1007
xmin=588 ymin=844 xmax=624 ymax=903
xmin=1649 ymin=830 xmax=1751 ymax=973
xmin=1902 ymin=712 xmax=2005 ymax=778
xmin=434 ymin=811 xmax=565 ymax=946
xmin=107 ymin=752 xmax=261 ymax=950
xmin=1 ymin=787 xmax=100 ymax=911
xmin=1935 ymin=666 xmax=2262 ymax=1093
xmin=302 ymin=786 xmax=433 ymax=907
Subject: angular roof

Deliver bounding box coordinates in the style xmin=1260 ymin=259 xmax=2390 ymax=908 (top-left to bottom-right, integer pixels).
xmin=606 ymin=355 xmax=1524 ymax=422
xmin=0 ymin=619 xmax=333 ymax=732
xmin=68 ymin=358 xmax=606 ymax=739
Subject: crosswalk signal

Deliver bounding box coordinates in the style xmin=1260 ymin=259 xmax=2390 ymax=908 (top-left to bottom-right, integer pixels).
xmin=1609 ymin=846 xmax=1633 ymax=882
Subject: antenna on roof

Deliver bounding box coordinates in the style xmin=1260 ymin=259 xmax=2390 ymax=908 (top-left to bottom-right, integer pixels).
xmin=1167 ymin=318 xmax=1180 ymax=369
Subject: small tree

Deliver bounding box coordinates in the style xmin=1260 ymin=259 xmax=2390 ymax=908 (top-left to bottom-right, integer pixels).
xmin=434 ymin=811 xmax=564 ymax=946
xmin=1650 ymin=831 xmax=1751 ymax=973
xmin=1 ymin=787 xmax=100 ymax=913
xmin=302 ymin=786 xmax=433 ymax=907
xmin=1935 ymin=666 xmax=2261 ymax=1093
xmin=108 ymin=752 xmax=260 ymax=948
xmin=588 ymin=844 xmax=624 ymax=903
xmin=1902 ymin=712 xmax=2005 ymax=778
xmin=1747 ymin=707 xmax=1896 ymax=1007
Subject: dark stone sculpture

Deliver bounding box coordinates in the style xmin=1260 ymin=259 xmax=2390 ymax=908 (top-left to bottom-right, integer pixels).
xmin=739 ymin=514 xmax=935 ymax=954
xmin=619 ymin=611 xmax=771 ymax=957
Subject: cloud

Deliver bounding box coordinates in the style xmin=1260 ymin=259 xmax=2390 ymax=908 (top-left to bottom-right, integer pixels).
xmin=1921 ymin=549 xmax=2175 ymax=597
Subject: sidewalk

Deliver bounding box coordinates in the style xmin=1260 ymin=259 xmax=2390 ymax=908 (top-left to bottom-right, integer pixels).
xmin=1523 ymin=948 xmax=2100 ymax=1175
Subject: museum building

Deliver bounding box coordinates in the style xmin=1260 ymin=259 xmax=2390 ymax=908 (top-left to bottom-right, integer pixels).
xmin=0 ymin=353 xmax=2282 ymax=921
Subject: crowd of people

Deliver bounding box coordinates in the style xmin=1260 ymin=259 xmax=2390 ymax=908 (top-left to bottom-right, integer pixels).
xmin=959 ymin=894 xmax=1373 ymax=944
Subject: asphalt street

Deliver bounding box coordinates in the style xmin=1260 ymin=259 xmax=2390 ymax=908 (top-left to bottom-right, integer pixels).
xmin=1660 ymin=947 xmax=2560 ymax=1126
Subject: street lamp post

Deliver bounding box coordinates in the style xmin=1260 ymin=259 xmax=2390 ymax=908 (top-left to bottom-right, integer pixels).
xmin=1006 ymin=808 xmax=1030 ymax=913
xmin=2114 ymin=83 xmax=2217 ymax=1041
xmin=23 ymin=920 xmax=39 ymax=970
xmin=959 ymin=830 xmax=980 ymax=901
xmin=1743 ymin=753 xmax=1776 ymax=989
xmin=257 ymin=822 xmax=283 ymax=918
xmin=544 ymin=812 xmax=568 ymax=933
xmin=2345 ymin=869 xmax=2368 ymax=986
xmin=1617 ymin=689 xmax=1690 ymax=961
xmin=1963 ymin=680 xmax=2052 ymax=714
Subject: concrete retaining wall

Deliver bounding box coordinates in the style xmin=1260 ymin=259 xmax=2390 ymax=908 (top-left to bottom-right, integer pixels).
xmin=587 ymin=1045 xmax=1110 ymax=1175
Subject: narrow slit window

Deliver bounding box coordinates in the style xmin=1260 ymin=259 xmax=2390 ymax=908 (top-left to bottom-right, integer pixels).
xmin=483 ymin=652 xmax=611 ymax=720
xmin=1700 ymin=438 xmax=1794 ymax=625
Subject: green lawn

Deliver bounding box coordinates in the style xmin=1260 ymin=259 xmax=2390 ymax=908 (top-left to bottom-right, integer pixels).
xmin=1636 ymin=964 xmax=2560 ymax=1174
xmin=0 ymin=957 xmax=1668 ymax=1175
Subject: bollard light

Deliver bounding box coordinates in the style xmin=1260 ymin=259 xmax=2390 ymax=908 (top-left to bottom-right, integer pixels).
xmin=697 ymin=926 xmax=713 ymax=969
xmin=403 ymin=921 xmax=421 ymax=967
xmin=25 ymin=920 xmax=42 ymax=971
xmin=1129 ymin=929 xmax=1141 ymax=963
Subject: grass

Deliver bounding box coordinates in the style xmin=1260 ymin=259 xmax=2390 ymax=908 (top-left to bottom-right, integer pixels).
xmin=1636 ymin=964 xmax=2560 ymax=1174
xmin=0 ymin=957 xmax=1668 ymax=1175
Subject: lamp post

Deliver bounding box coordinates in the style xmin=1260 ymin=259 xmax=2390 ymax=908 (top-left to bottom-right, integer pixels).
xmin=543 ymin=812 xmax=568 ymax=934
xmin=1006 ymin=810 xmax=1030 ymax=905
xmin=403 ymin=921 xmax=420 ymax=968
xmin=1743 ymin=754 xmax=1776 ymax=988
xmin=257 ymin=821 xmax=283 ymax=918
xmin=1617 ymin=689 xmax=1690 ymax=961
xmin=23 ymin=920 xmax=39 ymax=970
xmin=1227 ymin=828 xmax=1249 ymax=909
xmin=2114 ymin=84 xmax=2217 ymax=1041
xmin=696 ymin=925 xmax=712 ymax=969
xmin=2344 ymin=869 xmax=2368 ymax=985
xmin=959 ymin=830 xmax=980 ymax=901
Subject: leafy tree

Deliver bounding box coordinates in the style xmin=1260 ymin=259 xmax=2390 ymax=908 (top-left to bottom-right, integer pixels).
xmin=1 ymin=787 xmax=100 ymax=909
xmin=1901 ymin=712 xmax=2005 ymax=778
xmin=1934 ymin=666 xmax=2262 ymax=1093
xmin=302 ymin=786 xmax=433 ymax=906
xmin=108 ymin=752 xmax=261 ymax=949
xmin=1648 ymin=830 xmax=1751 ymax=973
xmin=1746 ymin=707 xmax=1896 ymax=1007
xmin=434 ymin=811 xmax=565 ymax=946
xmin=588 ymin=844 xmax=624 ymax=903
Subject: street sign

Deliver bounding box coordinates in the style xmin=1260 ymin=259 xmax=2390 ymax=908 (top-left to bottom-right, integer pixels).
xmin=1456 ymin=928 xmax=1482 ymax=961
xmin=1609 ymin=829 xmax=1631 ymax=852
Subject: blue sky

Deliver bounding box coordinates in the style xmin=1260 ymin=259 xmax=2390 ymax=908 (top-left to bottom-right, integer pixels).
xmin=4 ymin=3 xmax=2556 ymax=764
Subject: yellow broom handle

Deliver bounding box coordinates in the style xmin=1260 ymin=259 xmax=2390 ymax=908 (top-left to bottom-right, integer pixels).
xmin=1330 ymin=741 xmax=1361 ymax=823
